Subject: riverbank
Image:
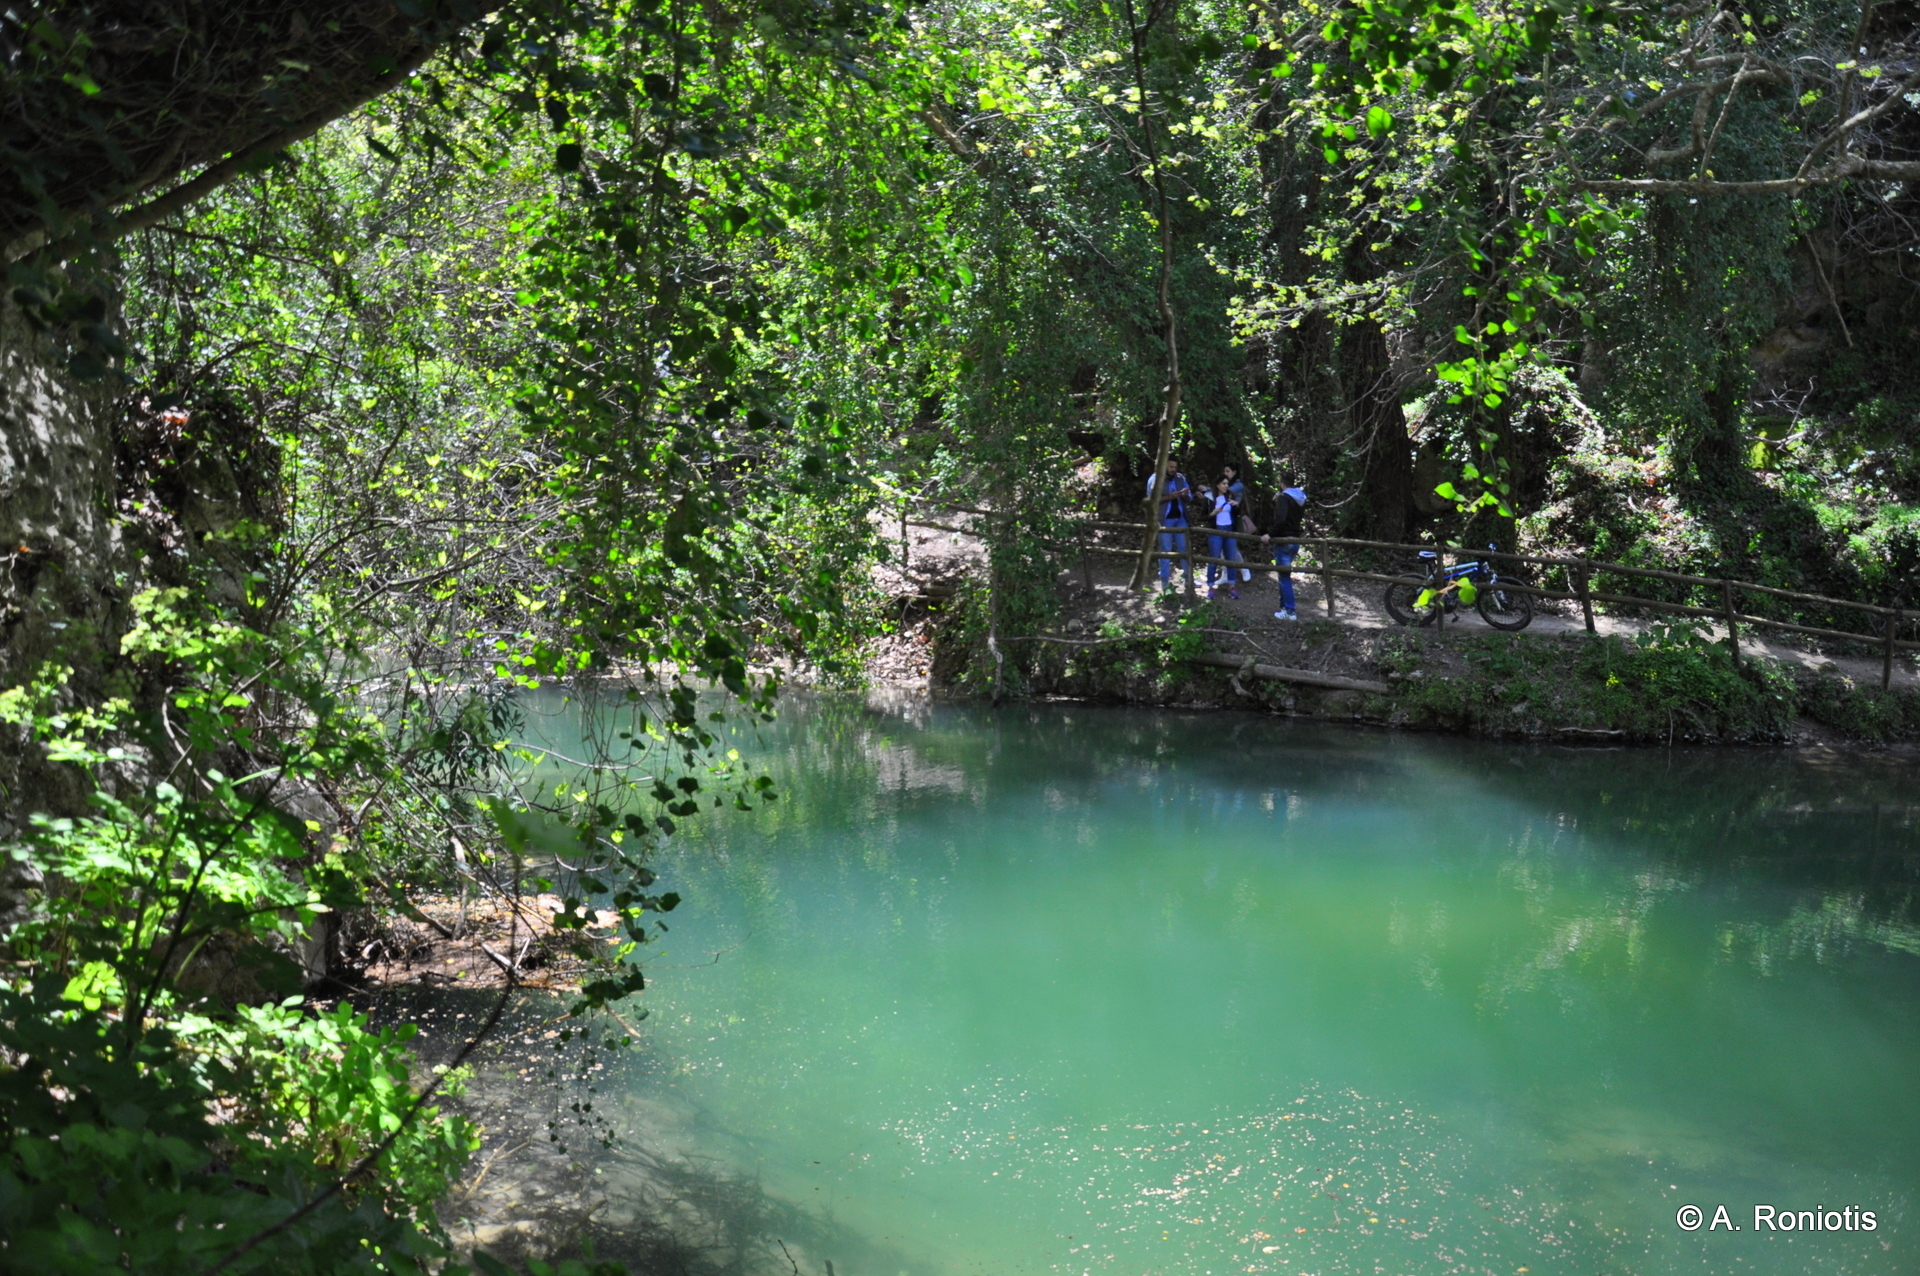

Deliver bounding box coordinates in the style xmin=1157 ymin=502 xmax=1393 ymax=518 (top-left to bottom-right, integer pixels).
xmin=860 ymin=514 xmax=1920 ymax=745
xmin=342 ymin=890 xmax=634 ymax=991
xmin=343 ymin=921 xmax=841 ymax=1274
xmin=892 ymin=576 xmax=1920 ymax=749
xmin=931 ymin=615 xmax=1920 ymax=745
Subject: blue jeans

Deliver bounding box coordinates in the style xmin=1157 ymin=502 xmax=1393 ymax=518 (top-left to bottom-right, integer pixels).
xmin=1206 ymin=533 xmax=1243 ymax=588
xmin=1158 ymin=518 xmax=1190 ymax=584
xmin=1273 ymin=543 xmax=1299 ymax=612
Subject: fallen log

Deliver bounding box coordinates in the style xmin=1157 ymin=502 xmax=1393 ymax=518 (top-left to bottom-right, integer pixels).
xmin=1189 ymin=652 xmax=1391 ymax=695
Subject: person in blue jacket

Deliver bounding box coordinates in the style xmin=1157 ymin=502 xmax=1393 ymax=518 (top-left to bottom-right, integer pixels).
xmin=1261 ymin=473 xmax=1308 ymax=620
xmin=1145 ymin=458 xmax=1193 ymax=591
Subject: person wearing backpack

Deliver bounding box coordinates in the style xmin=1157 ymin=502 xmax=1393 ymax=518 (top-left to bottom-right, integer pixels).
xmin=1260 ymin=473 xmax=1308 ymax=621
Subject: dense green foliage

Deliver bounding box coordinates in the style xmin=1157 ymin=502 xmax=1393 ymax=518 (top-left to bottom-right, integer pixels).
xmin=0 ymin=592 xmax=481 ymax=1272
xmin=3 ymin=0 xmax=1919 ymax=1269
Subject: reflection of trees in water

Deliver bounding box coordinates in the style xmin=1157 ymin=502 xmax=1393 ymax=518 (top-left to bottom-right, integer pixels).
xmin=697 ymin=696 xmax=1920 ymax=990
xmin=355 ymin=989 xmax=909 ymax=1276
xmin=1455 ymin=754 xmax=1920 ymax=1006
xmin=1721 ymin=891 xmax=1920 ymax=973
xmin=749 ymin=696 xmax=1920 ymax=926
xmin=1464 ymin=745 xmax=1920 ymax=941
xmin=1463 ymin=822 xmax=1695 ymax=1012
xmin=706 ymin=693 xmax=1454 ymax=831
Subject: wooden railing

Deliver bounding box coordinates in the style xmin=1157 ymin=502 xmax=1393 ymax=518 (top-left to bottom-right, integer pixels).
xmin=1069 ymin=520 xmax=1918 ymax=690
xmin=899 ymin=505 xmax=1916 ymax=688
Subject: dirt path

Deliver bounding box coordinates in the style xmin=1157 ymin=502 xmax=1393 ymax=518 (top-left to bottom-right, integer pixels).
xmin=1062 ymin=549 xmax=1919 ymax=691
xmin=861 ymin=516 xmax=1916 ymax=697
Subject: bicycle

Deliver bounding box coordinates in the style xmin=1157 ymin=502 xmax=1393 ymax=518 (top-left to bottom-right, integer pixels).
xmin=1382 ymin=544 xmax=1534 ymax=631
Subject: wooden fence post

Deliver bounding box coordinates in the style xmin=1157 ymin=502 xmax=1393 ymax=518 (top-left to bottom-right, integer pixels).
xmin=1426 ymin=555 xmax=1443 ymax=639
xmin=988 ymin=566 xmax=1005 ymax=705
xmin=1324 ymin=551 xmax=1336 ymax=617
xmin=1885 ymin=607 xmax=1899 ymax=691
xmin=1721 ymin=579 xmax=1741 ymax=668
xmin=1183 ymin=529 xmax=1197 ymax=604
xmin=1576 ymin=561 xmax=1596 ymax=633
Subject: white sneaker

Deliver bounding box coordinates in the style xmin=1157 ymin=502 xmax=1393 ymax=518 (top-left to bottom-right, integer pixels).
xmin=1274 ymin=610 xmax=1297 ymax=621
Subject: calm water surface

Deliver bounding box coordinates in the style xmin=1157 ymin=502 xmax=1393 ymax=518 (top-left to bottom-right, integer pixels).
xmin=545 ymin=695 xmax=1920 ymax=1276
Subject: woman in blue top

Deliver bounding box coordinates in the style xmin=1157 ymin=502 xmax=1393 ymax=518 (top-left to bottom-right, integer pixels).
xmin=1222 ymin=463 xmax=1252 ymax=584
xmin=1205 ymin=476 xmax=1243 ymax=600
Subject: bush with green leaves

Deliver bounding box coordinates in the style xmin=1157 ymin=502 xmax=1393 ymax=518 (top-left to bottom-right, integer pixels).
xmin=0 ymin=593 xmax=485 ymax=1275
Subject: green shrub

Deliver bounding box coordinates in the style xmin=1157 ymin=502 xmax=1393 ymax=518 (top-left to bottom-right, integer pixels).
xmin=1798 ymin=672 xmax=1920 ymax=742
xmin=0 ymin=596 xmax=482 ymax=1275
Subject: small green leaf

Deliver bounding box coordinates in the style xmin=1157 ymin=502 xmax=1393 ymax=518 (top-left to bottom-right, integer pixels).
xmin=1366 ymin=105 xmax=1392 ymax=137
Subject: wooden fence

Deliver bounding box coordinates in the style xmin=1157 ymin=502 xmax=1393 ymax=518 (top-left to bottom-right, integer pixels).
xmin=894 ymin=508 xmax=1917 ymax=690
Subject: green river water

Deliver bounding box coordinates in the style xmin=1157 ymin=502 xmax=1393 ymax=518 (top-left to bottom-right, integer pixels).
xmin=518 ymin=694 xmax=1920 ymax=1276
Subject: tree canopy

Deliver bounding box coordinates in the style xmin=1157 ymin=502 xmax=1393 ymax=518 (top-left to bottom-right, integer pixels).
xmin=2 ymin=0 xmax=1918 ymax=1270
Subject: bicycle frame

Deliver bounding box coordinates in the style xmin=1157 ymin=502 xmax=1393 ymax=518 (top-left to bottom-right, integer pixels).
xmin=1416 ymin=550 xmax=1501 ymax=592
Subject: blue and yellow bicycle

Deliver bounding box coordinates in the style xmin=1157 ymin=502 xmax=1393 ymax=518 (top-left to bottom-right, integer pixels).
xmin=1382 ymin=545 xmax=1534 ymax=631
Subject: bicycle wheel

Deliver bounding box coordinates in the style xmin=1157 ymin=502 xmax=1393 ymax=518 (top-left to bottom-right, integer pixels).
xmin=1383 ymin=576 xmax=1437 ymax=627
xmin=1476 ymin=578 xmax=1534 ymax=631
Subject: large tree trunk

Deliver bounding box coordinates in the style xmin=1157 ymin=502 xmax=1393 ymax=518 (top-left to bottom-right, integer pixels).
xmin=1688 ymin=347 xmax=1752 ymax=490
xmin=1125 ymin=0 xmax=1185 ymax=592
xmin=1342 ymin=317 xmax=1412 ymax=542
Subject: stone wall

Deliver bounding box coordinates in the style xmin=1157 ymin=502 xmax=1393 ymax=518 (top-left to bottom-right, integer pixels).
xmin=0 ymin=300 xmax=128 ymax=835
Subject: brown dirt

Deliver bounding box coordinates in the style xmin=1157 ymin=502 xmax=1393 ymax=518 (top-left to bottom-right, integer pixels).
xmin=351 ymin=891 xmax=625 ymax=992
